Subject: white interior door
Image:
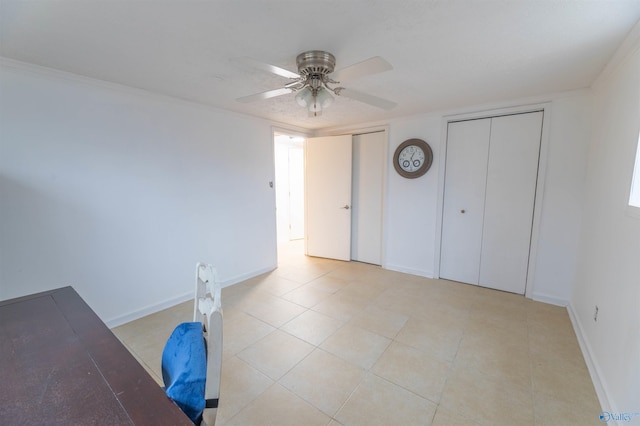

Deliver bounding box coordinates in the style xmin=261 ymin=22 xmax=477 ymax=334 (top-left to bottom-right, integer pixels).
xmin=440 ymin=119 xmax=491 ymax=284
xmin=305 ymin=135 xmax=353 ymax=261
xmin=351 ymin=132 xmax=384 ymax=265
xmin=478 ymin=112 xmax=543 ymax=293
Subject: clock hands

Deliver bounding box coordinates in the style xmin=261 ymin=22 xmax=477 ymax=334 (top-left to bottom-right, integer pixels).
xmin=409 ymin=149 xmax=423 ymax=170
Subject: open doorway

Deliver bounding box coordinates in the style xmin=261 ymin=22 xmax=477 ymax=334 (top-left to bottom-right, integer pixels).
xmin=274 ymin=132 xmax=306 ymax=257
xmin=274 ymin=130 xmax=385 ymax=265
xmin=305 ymin=131 xmax=385 ymax=265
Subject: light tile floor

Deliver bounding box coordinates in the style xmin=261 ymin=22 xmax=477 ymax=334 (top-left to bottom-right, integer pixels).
xmin=112 ymin=241 xmax=602 ymax=425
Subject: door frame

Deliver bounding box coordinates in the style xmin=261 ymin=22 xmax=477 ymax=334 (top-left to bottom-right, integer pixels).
xmin=434 ymin=104 xmax=551 ymax=299
xmin=272 ymin=127 xmax=311 ymax=263
xmin=317 ymin=125 xmax=390 ymax=268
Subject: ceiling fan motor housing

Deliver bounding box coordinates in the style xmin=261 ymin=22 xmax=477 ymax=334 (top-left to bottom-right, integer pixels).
xmin=296 ymin=51 xmax=336 ymax=76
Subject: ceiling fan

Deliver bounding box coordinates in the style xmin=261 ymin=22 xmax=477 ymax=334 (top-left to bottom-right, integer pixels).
xmin=236 ymin=51 xmax=397 ymax=116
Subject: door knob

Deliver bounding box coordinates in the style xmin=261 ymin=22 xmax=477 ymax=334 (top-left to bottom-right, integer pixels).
xmin=460 ymin=209 xmax=465 ymax=214
xmin=342 ymin=205 xmax=350 ymax=210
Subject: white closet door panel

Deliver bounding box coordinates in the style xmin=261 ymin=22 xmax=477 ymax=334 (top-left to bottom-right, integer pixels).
xmin=479 ymin=112 xmax=543 ymax=293
xmin=440 ymin=118 xmax=491 ymax=284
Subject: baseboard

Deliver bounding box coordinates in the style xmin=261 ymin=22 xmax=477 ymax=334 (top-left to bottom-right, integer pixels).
xmin=530 ymin=291 xmax=569 ymax=307
xmin=383 ymin=263 xmax=433 ymax=279
xmin=220 ymin=264 xmax=276 ymax=288
xmin=567 ymin=303 xmax=616 ymax=421
xmin=105 ymin=290 xmax=193 ymax=328
xmin=105 ymin=264 xmax=277 ymax=328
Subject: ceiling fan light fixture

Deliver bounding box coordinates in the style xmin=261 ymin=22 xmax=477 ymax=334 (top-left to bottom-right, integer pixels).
xmin=295 ymin=87 xmax=313 ymax=107
xmin=297 ymin=87 xmax=334 ymax=116
xmin=314 ymin=88 xmax=334 ymax=109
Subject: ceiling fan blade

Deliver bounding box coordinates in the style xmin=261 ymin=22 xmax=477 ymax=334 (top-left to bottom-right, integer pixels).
xmin=332 ymin=56 xmax=393 ymax=82
xmin=339 ymin=88 xmax=397 ymax=110
xmin=234 ymin=56 xmax=300 ymax=79
xmin=236 ymin=87 xmax=293 ymax=103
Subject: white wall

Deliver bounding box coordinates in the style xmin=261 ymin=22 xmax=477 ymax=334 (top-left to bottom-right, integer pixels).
xmin=384 ymin=115 xmax=443 ymax=277
xmin=569 ymin=39 xmax=640 ymax=414
xmin=0 ymin=61 xmax=279 ymax=326
xmin=380 ymin=93 xmax=591 ymax=305
xmin=529 ymin=96 xmax=591 ymax=304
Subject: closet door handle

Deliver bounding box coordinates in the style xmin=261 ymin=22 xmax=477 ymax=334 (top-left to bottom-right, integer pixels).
xmin=460 ymin=209 xmax=466 ymax=214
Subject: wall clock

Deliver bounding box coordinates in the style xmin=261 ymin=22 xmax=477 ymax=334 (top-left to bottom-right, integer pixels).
xmin=393 ymin=138 xmax=433 ymax=179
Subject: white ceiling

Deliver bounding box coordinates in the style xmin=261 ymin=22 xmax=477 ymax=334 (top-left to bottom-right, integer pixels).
xmin=2 ymin=1 xmax=640 ymax=130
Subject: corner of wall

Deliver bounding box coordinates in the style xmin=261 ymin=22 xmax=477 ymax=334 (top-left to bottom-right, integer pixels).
xmin=530 ymin=292 xmax=568 ymax=307
xmin=595 ymin=19 xmax=640 ymax=89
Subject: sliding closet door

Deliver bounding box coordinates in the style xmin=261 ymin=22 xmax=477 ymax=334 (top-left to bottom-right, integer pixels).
xmin=478 ymin=112 xmax=542 ymax=293
xmin=439 ymin=118 xmax=491 ymax=284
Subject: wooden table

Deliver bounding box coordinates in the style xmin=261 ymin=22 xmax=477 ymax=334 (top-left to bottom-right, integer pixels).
xmin=0 ymin=286 xmax=192 ymax=425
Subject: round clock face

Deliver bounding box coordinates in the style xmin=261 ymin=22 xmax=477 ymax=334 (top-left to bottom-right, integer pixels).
xmin=393 ymin=138 xmax=433 ymax=179
xmin=398 ymin=145 xmax=425 ymax=173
